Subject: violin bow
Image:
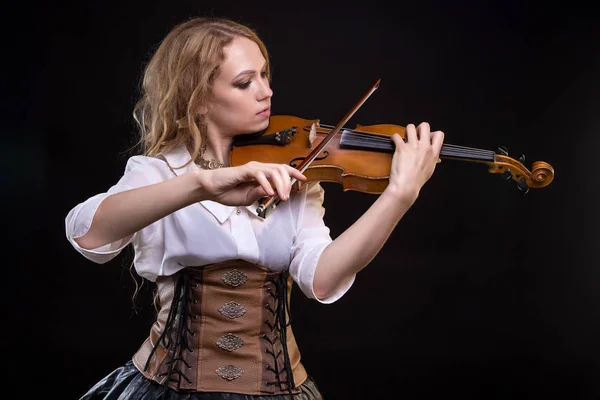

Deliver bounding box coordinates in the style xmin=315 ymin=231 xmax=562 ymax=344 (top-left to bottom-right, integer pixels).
xmin=256 ymin=78 xmax=382 ymax=218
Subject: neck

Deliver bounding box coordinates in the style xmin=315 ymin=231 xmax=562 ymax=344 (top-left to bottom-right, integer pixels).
xmin=200 ymin=129 xmax=234 ymax=167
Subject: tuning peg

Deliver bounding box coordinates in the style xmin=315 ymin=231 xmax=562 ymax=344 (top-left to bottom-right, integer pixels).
xmin=501 ymin=168 xmax=512 ymax=181
xmin=497 ymin=146 xmax=508 ymax=156
xmin=517 ymin=178 xmax=529 ymax=194
xmin=518 ymin=154 xmax=526 ymax=163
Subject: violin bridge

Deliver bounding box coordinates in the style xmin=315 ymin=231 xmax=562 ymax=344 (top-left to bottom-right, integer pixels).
xmin=308 ymin=123 xmax=316 ymax=148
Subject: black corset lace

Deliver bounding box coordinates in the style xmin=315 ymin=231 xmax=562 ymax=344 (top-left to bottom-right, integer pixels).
xmin=262 ymin=271 xmax=295 ymax=393
xmin=143 ymin=272 xmax=198 ymax=395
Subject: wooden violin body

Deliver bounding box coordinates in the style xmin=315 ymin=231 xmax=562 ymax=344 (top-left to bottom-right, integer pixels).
xmin=231 ymin=114 xmax=555 ymax=195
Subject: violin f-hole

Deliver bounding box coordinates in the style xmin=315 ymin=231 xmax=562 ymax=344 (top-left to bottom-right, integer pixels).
xmin=290 ymin=151 xmax=329 ymax=168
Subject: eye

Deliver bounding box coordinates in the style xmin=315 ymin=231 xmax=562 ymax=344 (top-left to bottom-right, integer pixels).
xmin=234 ymin=71 xmax=269 ymax=89
xmin=235 ymin=80 xmax=251 ymax=89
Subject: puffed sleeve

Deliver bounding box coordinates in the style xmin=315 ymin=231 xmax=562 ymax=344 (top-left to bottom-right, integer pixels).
xmin=288 ymin=182 xmax=356 ymax=304
xmin=64 ymin=155 xmax=168 ymax=265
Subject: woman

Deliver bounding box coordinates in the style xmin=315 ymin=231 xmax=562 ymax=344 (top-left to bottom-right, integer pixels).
xmin=65 ymin=16 xmax=444 ymax=399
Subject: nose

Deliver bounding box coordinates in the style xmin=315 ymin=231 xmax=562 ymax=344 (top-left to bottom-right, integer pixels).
xmin=256 ymin=78 xmax=273 ymax=101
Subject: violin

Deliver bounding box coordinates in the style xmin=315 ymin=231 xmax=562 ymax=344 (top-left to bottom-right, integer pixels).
xmin=230 ymin=79 xmax=555 ymax=218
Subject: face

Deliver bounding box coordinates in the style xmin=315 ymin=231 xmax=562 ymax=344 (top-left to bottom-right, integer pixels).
xmin=204 ymin=36 xmax=273 ymax=138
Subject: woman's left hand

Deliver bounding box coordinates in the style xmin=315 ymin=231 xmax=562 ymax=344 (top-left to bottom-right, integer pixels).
xmin=384 ymin=122 xmax=444 ymax=203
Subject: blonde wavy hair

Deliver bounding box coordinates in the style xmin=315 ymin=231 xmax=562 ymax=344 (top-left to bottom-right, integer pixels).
xmin=127 ymin=17 xmax=271 ymax=308
xmin=132 ymin=16 xmax=271 ymax=167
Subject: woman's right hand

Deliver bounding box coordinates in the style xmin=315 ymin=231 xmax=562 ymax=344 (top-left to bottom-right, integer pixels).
xmin=196 ymin=161 xmax=307 ymax=206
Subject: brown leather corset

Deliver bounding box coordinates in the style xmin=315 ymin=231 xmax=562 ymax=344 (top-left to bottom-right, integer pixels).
xmin=132 ymin=260 xmax=308 ymax=396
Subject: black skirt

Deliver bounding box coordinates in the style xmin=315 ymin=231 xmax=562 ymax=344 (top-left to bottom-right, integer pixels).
xmin=79 ymin=360 xmax=324 ymax=400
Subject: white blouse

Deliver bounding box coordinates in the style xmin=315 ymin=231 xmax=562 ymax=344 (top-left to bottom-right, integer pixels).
xmin=65 ymin=145 xmax=355 ymax=304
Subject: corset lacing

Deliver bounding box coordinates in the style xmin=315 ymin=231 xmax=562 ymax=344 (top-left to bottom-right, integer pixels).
xmin=263 ymin=271 xmax=295 ymax=394
xmin=143 ymin=271 xmax=197 ymax=396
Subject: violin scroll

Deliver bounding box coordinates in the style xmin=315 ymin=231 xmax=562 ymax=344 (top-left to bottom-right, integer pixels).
xmin=488 ymin=147 xmax=555 ymax=194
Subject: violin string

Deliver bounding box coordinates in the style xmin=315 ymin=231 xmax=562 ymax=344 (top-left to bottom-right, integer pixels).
xmin=335 ymin=129 xmax=495 ymax=160
xmin=318 ymin=124 xmax=494 ymax=155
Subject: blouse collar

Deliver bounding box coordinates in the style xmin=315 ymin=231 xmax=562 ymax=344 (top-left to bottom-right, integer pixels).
xmin=159 ymin=145 xmax=264 ymax=223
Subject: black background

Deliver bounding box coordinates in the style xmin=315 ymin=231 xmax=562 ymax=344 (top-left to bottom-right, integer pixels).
xmin=7 ymin=0 xmax=600 ymax=399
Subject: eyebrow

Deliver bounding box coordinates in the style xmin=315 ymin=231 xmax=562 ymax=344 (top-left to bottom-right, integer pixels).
xmin=232 ymin=70 xmax=255 ymax=80
xmin=232 ymin=62 xmax=267 ymax=81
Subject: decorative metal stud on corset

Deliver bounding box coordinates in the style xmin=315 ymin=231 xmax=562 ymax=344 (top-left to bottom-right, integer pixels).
xmin=215 ymin=364 xmax=244 ymax=381
xmin=221 ymin=269 xmax=249 ymax=287
xmin=218 ymin=301 xmax=246 ymax=319
xmin=216 ymin=333 xmax=244 ymax=352
xmin=214 ymin=269 xmax=249 ymax=381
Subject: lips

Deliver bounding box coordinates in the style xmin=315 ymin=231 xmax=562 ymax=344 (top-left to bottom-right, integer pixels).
xmin=257 ymin=107 xmax=270 ymax=115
